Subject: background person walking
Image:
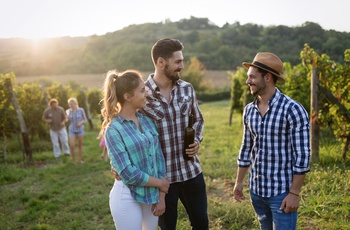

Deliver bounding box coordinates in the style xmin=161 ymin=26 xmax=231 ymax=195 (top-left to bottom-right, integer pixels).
xmin=42 ymin=98 xmax=70 ymax=158
xmin=66 ymin=97 xmax=87 ymax=163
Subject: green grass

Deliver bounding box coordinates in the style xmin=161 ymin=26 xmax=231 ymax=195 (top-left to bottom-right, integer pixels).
xmin=1 ymin=100 xmax=349 ymax=229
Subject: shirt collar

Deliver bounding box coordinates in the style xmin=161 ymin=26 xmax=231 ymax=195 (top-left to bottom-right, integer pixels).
xmin=253 ymin=87 xmax=281 ymax=106
xmin=147 ymin=74 xmax=183 ymax=92
xmin=146 ymin=74 xmax=159 ymax=92
xmin=115 ymin=111 xmax=143 ymax=123
xmin=269 ymin=88 xmax=281 ymax=106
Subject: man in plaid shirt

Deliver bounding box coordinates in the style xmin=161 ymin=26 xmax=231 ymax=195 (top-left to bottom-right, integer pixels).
xmin=142 ymin=38 xmax=208 ymax=230
xmin=233 ymin=52 xmax=310 ymax=230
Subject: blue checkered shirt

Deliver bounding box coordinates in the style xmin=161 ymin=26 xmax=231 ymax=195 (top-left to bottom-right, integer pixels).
xmin=105 ymin=112 xmax=166 ymax=204
xmin=238 ymin=88 xmax=310 ymax=197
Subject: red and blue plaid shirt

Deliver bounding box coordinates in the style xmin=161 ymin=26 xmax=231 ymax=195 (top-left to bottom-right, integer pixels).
xmin=142 ymin=74 xmax=204 ymax=183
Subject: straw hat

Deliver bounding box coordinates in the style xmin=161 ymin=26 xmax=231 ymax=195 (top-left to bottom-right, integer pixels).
xmin=242 ymin=52 xmax=284 ymax=82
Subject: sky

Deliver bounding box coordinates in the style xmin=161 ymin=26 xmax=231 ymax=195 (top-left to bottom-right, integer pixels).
xmin=1 ymin=0 xmax=349 ymax=39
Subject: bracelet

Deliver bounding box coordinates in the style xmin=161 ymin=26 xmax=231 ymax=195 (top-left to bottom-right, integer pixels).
xmin=289 ymin=191 xmax=299 ymax=196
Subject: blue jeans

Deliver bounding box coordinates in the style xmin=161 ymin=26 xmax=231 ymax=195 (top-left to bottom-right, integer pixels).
xmin=250 ymin=191 xmax=297 ymax=230
xmin=158 ymin=173 xmax=209 ymax=230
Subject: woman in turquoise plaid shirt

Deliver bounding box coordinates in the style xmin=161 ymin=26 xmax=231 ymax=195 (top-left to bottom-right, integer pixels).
xmin=100 ymin=69 xmax=170 ymax=230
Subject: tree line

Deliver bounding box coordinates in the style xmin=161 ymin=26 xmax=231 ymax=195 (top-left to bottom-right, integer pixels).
xmin=0 ymin=17 xmax=349 ymax=76
xmin=0 ymin=45 xmax=349 ymax=161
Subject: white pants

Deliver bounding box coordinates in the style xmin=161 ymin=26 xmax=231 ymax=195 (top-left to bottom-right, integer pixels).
xmin=50 ymin=127 xmax=70 ymax=158
xmin=109 ymin=180 xmax=158 ymax=230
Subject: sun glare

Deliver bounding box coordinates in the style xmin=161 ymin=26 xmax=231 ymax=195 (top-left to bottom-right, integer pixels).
xmin=30 ymin=37 xmax=47 ymax=52
xmin=31 ymin=37 xmax=45 ymax=45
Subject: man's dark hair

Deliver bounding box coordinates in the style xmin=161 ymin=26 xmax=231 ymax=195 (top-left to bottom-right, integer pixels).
xmin=151 ymin=38 xmax=184 ymax=65
xmin=257 ymin=68 xmax=278 ymax=84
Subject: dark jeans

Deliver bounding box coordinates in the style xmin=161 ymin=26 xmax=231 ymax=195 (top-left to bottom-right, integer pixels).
xmin=158 ymin=173 xmax=209 ymax=230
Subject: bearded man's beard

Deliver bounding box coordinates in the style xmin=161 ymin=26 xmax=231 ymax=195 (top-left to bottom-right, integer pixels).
xmin=164 ymin=64 xmax=180 ymax=82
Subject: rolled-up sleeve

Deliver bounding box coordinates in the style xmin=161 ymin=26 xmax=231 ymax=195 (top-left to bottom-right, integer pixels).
xmin=289 ymin=104 xmax=310 ymax=175
xmin=237 ymin=107 xmax=252 ymax=168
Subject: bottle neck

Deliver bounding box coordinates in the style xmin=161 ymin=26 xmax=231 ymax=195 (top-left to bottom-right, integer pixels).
xmin=188 ymin=114 xmax=193 ymax=128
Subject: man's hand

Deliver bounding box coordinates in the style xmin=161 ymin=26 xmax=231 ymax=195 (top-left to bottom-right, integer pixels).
xmin=158 ymin=176 xmax=170 ymax=194
xmin=111 ymin=167 xmax=121 ymax=180
xmin=152 ymin=192 xmax=166 ymax=216
xmin=185 ymin=141 xmax=200 ymax=158
xmin=280 ymin=193 xmax=300 ymax=213
xmin=233 ymin=182 xmax=246 ymax=202
xmin=44 ymin=118 xmax=52 ymax=124
xmin=111 ymin=167 xmax=169 ymax=193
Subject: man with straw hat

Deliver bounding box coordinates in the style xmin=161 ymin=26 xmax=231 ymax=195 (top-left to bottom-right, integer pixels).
xmin=233 ymin=52 xmax=311 ymax=229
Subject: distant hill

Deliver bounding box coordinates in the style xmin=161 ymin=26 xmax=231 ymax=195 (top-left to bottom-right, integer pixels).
xmin=1 ymin=16 xmax=349 ymax=76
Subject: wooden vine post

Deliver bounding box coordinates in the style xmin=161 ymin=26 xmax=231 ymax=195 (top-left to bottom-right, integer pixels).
xmin=40 ymin=81 xmax=49 ymax=105
xmin=5 ymin=78 xmax=32 ymax=161
xmin=81 ymin=89 xmax=93 ymax=131
xmin=310 ymin=67 xmax=319 ymax=163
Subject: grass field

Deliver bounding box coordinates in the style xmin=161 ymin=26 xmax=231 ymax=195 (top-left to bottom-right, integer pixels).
xmin=1 ymin=100 xmax=349 ymax=229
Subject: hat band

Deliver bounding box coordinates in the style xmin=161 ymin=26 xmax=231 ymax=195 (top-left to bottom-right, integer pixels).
xmin=253 ymin=61 xmax=279 ymax=75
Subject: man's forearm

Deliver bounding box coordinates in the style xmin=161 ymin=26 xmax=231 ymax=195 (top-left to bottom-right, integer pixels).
xmin=235 ymin=166 xmax=249 ymax=184
xmin=289 ymin=174 xmax=306 ymax=195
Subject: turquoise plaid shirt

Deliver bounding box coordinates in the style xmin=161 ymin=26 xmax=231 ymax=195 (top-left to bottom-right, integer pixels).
xmin=105 ymin=112 xmax=167 ymax=204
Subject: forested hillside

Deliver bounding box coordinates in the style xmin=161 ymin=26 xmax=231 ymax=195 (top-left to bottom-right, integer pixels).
xmin=1 ymin=16 xmax=349 ymax=76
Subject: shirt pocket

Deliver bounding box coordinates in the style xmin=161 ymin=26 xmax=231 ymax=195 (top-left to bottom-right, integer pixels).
xmin=178 ymin=95 xmax=192 ymax=115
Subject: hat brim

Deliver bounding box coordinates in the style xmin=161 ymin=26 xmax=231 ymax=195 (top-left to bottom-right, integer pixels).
xmin=242 ymin=62 xmax=285 ymax=82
